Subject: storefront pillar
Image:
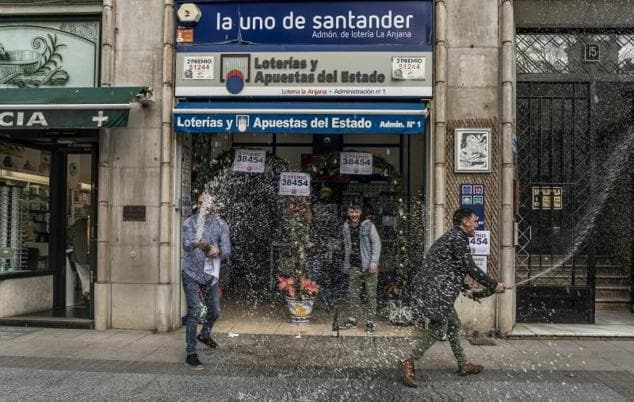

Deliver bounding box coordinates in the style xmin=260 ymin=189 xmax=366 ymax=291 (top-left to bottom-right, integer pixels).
xmin=498 ymin=0 xmax=516 ymax=335
xmin=432 ymin=0 xmax=449 ymax=241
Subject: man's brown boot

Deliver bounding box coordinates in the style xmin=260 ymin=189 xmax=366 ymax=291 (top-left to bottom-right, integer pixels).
xmin=401 ymin=358 xmax=417 ymax=387
xmin=457 ymin=362 xmax=483 ymax=376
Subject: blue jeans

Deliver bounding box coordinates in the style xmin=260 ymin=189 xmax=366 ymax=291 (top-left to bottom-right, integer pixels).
xmin=183 ymin=272 xmax=220 ymax=355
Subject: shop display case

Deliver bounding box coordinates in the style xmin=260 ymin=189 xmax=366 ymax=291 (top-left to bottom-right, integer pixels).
xmin=0 ymin=169 xmax=49 ymax=273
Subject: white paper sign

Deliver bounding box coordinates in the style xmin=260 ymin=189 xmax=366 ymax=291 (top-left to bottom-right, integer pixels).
xmin=472 ymin=255 xmax=488 ymax=273
xmin=279 ymin=172 xmax=310 ymax=196
xmin=340 ymin=152 xmax=373 ymax=175
xmin=183 ymin=56 xmax=214 ymax=80
xmin=468 ymin=230 xmax=490 ymax=256
xmin=392 ymin=56 xmax=426 ymax=80
xmin=233 ymin=149 xmax=266 ymax=173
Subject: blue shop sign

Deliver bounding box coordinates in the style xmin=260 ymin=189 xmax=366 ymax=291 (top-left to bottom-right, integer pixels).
xmin=173 ymin=101 xmax=427 ymax=135
xmin=460 ymin=184 xmax=485 ymax=230
xmin=176 ymin=1 xmax=433 ymax=49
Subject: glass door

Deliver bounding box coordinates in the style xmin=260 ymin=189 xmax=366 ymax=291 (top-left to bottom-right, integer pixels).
xmin=52 ymin=149 xmax=97 ymax=319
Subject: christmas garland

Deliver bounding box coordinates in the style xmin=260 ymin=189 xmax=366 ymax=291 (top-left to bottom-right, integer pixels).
xmin=305 ymin=151 xmax=403 ymax=190
xmin=192 ymin=149 xmax=290 ymax=199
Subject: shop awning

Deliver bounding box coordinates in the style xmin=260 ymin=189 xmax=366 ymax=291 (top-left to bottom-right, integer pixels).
xmin=0 ymin=87 xmax=150 ymax=129
xmin=173 ymin=101 xmax=428 ymax=135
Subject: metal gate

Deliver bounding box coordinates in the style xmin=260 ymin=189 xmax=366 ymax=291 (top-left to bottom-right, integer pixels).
xmin=515 ymin=81 xmax=596 ymax=323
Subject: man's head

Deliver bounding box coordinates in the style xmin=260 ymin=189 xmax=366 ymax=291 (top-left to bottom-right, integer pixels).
xmin=453 ymin=208 xmax=478 ymax=236
xmin=347 ymin=204 xmax=362 ymax=224
xmin=197 ymin=193 xmax=214 ymax=215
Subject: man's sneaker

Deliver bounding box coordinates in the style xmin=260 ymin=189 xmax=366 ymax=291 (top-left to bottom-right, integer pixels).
xmin=366 ymin=321 xmax=375 ymax=335
xmin=185 ymin=353 xmax=204 ymax=370
xmin=197 ymin=335 xmax=218 ymax=349
xmin=339 ymin=318 xmax=357 ymax=330
xmin=457 ymin=362 xmax=483 ymax=376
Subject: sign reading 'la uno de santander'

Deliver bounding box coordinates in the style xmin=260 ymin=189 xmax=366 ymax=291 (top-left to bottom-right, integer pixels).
xmin=176 ymin=1 xmax=433 ymax=48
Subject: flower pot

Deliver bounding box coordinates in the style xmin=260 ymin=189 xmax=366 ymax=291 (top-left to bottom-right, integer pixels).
xmin=286 ymin=296 xmax=315 ymax=325
xmin=387 ymin=299 xmax=413 ymax=325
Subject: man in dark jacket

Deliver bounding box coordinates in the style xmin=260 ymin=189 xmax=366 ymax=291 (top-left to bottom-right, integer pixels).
xmin=401 ymin=208 xmax=507 ymax=387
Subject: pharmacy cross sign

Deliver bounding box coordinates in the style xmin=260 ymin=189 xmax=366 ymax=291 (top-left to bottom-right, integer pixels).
xmin=92 ymin=110 xmax=109 ymax=127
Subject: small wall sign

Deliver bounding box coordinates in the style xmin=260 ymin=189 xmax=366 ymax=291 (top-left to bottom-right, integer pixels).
xmin=123 ymin=205 xmax=146 ymax=221
xmin=584 ymin=44 xmax=600 ymax=62
xmin=532 ymin=186 xmax=563 ymax=210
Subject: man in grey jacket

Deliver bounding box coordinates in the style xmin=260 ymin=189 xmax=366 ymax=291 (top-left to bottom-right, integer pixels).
xmin=181 ymin=193 xmax=231 ymax=370
xmin=337 ymin=203 xmax=382 ymax=335
xmin=401 ymin=208 xmax=506 ymax=387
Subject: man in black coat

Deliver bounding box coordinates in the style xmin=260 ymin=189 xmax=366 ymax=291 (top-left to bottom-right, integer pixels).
xmin=401 ymin=208 xmax=507 ymax=387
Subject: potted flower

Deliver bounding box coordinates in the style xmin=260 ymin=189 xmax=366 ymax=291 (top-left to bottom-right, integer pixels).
xmin=276 ymin=196 xmax=320 ymax=324
xmin=278 ymin=272 xmax=320 ymax=324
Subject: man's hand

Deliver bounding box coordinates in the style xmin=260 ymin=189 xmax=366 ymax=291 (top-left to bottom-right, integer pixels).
xmin=208 ymin=245 xmax=220 ymax=258
xmin=369 ymin=263 xmax=378 ymax=273
xmin=192 ymin=239 xmax=208 ymax=249
xmin=495 ymin=282 xmax=507 ymax=293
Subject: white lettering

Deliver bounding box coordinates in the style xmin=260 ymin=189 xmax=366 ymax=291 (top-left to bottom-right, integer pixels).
xmin=0 ymin=112 xmax=12 ymax=127
xmin=27 ymin=112 xmax=47 ymax=127
xmin=0 ymin=111 xmax=48 ymax=127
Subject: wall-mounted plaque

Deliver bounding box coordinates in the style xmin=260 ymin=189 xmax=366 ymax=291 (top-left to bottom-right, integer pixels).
xmin=123 ymin=205 xmax=146 ymax=221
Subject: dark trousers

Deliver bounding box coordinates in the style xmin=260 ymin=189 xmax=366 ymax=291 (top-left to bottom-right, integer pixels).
xmin=410 ymin=307 xmax=466 ymax=368
xmin=183 ymin=273 xmax=220 ymax=355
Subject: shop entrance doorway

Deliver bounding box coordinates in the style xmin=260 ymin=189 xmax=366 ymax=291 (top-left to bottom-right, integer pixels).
xmin=515 ymin=30 xmax=634 ymax=323
xmin=0 ymin=135 xmax=97 ymax=328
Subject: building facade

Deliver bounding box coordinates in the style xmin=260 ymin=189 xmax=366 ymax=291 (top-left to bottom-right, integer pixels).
xmin=0 ymin=0 xmax=631 ymax=334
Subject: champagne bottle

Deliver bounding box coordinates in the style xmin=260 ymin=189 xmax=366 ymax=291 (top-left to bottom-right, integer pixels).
xmin=471 ymin=287 xmax=496 ymax=302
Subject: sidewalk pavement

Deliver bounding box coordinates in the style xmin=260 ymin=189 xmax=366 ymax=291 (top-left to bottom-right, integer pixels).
xmin=1 ymin=324 xmax=633 ymax=401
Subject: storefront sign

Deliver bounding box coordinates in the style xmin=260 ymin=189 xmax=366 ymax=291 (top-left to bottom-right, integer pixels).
xmin=459 ymin=184 xmax=485 ymax=230
xmin=175 ymin=112 xmax=423 ymax=134
xmin=0 ymin=20 xmax=100 ymax=88
xmin=532 ymin=186 xmax=563 ymax=210
xmin=233 ymin=149 xmax=266 ymax=173
xmin=340 ymin=152 xmax=372 ymax=175
xmin=279 ymin=172 xmax=310 ymax=196
xmin=175 ymin=1 xmax=433 ymax=47
xmin=468 ymin=230 xmax=490 ymax=256
xmin=0 ymin=109 xmax=131 ymax=129
xmin=472 ymin=255 xmax=487 ymax=273
xmin=175 ymin=51 xmax=431 ymax=97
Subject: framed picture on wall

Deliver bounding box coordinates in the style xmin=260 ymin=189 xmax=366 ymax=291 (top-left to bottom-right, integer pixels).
xmin=454 ymin=128 xmax=491 ymax=173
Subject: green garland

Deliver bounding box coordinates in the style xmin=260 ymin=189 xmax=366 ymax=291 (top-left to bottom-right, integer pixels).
xmin=192 ymin=149 xmax=290 ymax=200
xmin=304 ymin=151 xmax=403 ymax=190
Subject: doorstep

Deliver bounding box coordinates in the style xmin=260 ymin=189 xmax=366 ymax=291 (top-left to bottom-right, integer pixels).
xmin=211 ymin=301 xmax=418 ymax=337
xmin=508 ymin=322 xmax=634 ymax=339
xmin=0 ymin=316 xmax=93 ymax=330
